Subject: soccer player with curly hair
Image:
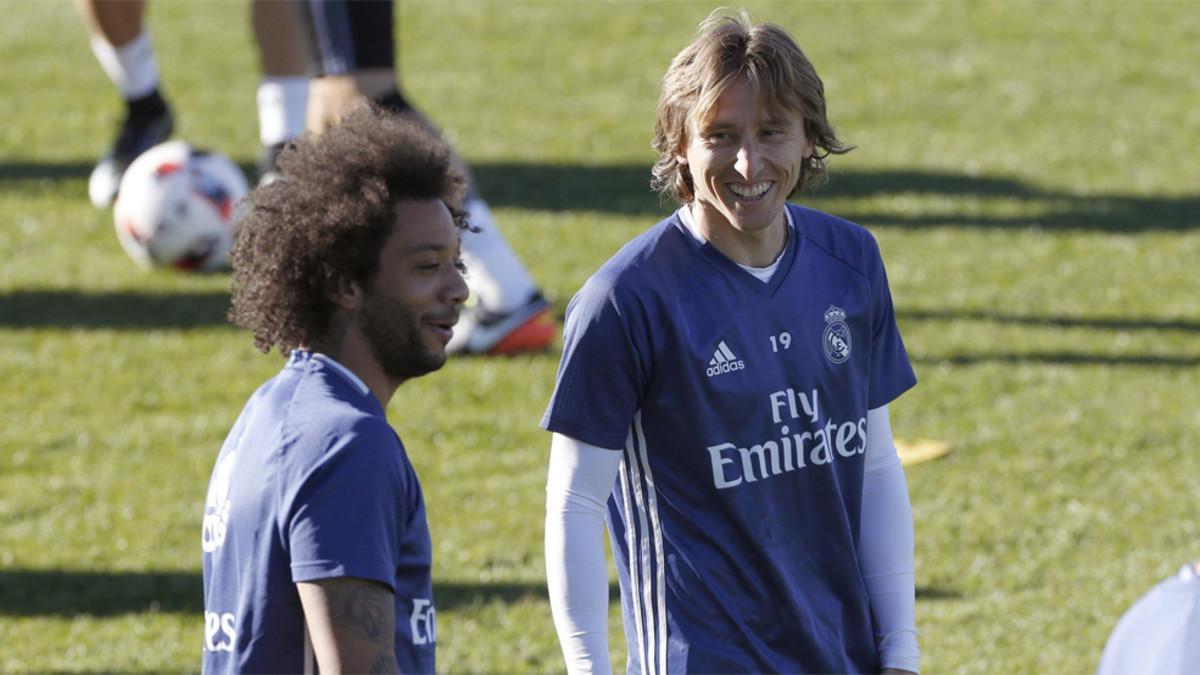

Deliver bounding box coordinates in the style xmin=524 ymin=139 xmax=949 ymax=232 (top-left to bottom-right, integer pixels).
xmin=202 ymin=102 xmax=467 ymax=673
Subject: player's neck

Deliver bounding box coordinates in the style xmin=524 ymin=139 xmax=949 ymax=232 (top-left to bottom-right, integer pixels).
xmin=309 ymin=328 xmax=400 ymax=411
xmin=688 ymin=203 xmax=787 ymax=267
xmin=341 ymin=344 xmax=400 ymax=411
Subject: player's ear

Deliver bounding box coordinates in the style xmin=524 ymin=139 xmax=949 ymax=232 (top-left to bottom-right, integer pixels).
xmin=675 ymin=139 xmax=689 ymax=166
xmin=674 ymin=125 xmax=690 ymax=165
xmin=326 ymin=276 xmax=363 ymax=312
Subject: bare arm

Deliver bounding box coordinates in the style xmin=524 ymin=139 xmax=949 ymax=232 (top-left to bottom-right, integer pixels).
xmin=297 ymin=577 xmax=398 ymax=674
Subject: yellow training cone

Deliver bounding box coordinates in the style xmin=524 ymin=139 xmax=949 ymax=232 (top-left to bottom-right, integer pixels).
xmin=895 ymin=439 xmax=952 ymax=466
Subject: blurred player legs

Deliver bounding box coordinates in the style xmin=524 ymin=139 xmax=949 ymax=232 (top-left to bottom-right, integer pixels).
xmin=76 ymin=0 xmax=173 ymax=208
xmin=299 ymin=0 xmax=555 ymax=355
xmin=251 ymin=0 xmax=312 ymax=184
xmin=78 ymin=0 xmax=553 ymax=355
xmin=77 ymin=0 xmax=311 ymax=207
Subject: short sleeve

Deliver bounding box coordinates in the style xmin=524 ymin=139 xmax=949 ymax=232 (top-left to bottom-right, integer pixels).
xmin=285 ymin=421 xmax=406 ymax=590
xmin=865 ymin=236 xmax=916 ymax=409
xmin=541 ymin=274 xmax=649 ymax=450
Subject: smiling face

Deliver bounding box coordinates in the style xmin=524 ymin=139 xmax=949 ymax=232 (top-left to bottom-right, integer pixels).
xmin=358 ymin=199 xmax=468 ymax=382
xmin=677 ymin=75 xmax=814 ymax=263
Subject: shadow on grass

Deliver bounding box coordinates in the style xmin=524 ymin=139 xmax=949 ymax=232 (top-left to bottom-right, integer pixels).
xmin=468 ymin=163 xmax=1200 ymax=232
xmin=434 ymin=580 xmax=618 ymax=611
xmin=4 ymin=160 xmax=1198 ymax=232
xmin=915 ymin=586 xmax=961 ymax=601
xmin=0 ymin=569 xmax=605 ymax=616
xmin=0 ymin=161 xmax=258 ymax=183
xmin=900 ymin=308 xmax=1200 ymax=333
xmin=0 ymin=161 xmax=92 ymax=183
xmin=0 ymin=568 xmax=956 ymax=617
xmin=900 ymin=308 xmax=1200 ymax=367
xmin=0 ymin=569 xmax=202 ymax=616
xmin=912 ymin=352 xmax=1200 ymax=367
xmin=3 ymin=290 xmax=1198 ymax=372
xmin=438 ymin=581 xmax=961 ymax=607
xmin=0 ymin=289 xmax=232 ymax=329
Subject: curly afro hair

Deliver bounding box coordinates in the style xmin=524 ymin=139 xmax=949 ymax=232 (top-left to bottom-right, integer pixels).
xmin=228 ymin=101 xmax=467 ymax=355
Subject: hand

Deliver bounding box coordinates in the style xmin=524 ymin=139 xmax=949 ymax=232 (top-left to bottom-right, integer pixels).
xmin=306 ymin=70 xmax=395 ymax=134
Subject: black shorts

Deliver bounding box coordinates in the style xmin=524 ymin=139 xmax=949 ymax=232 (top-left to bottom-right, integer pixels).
xmin=299 ymin=0 xmax=394 ymax=76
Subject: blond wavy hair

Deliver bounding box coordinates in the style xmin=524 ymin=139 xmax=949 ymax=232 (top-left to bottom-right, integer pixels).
xmin=651 ymin=9 xmax=852 ymax=204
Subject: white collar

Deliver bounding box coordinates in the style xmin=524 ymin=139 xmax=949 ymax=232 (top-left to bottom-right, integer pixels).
xmin=678 ymin=205 xmax=793 ymax=282
xmin=311 ymin=352 xmax=371 ymax=397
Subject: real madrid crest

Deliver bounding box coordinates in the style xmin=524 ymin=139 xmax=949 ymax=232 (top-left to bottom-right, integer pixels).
xmin=822 ymin=305 xmax=852 ymax=364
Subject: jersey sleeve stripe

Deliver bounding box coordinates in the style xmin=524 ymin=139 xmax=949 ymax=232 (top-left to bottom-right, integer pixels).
xmin=622 ymin=412 xmax=669 ymax=675
xmin=625 ymin=425 xmax=657 ymax=675
xmin=618 ymin=450 xmax=649 ymax=674
xmin=634 ymin=412 xmax=670 ymax=675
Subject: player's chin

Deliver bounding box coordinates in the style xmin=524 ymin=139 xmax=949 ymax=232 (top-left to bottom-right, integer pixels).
xmin=410 ymin=346 xmax=449 ymax=377
xmin=425 ymin=350 xmax=449 ymax=372
xmin=420 ymin=334 xmax=450 ymax=365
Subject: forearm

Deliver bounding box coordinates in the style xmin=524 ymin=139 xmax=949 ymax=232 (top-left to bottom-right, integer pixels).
xmin=546 ymin=490 xmax=612 ymax=673
xmin=545 ymin=433 xmax=621 ymax=675
xmin=860 ymin=406 xmax=919 ymax=673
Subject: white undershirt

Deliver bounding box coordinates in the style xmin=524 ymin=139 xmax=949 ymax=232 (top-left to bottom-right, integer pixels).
xmin=544 ymin=405 xmax=919 ymax=674
xmin=678 ymin=205 xmax=793 ymax=283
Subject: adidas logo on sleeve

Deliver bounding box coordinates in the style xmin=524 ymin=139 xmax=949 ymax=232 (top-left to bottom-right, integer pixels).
xmin=706 ymin=340 xmax=746 ymax=378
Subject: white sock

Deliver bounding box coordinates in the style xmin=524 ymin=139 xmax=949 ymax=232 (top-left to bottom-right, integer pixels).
xmin=462 ymin=198 xmax=538 ymax=313
xmin=257 ymin=77 xmax=309 ymax=146
xmin=89 ymin=31 xmax=160 ymax=100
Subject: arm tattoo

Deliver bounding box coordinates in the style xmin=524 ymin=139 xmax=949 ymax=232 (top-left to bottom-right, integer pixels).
xmin=369 ymin=650 xmax=396 ymax=674
xmin=334 ymin=584 xmax=387 ymax=641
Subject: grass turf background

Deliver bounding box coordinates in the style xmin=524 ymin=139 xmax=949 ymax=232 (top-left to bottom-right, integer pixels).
xmin=1 ymin=1 xmax=1197 ymax=671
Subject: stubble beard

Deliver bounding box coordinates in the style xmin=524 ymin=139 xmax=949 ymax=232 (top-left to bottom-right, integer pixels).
xmin=358 ymin=292 xmax=446 ymax=383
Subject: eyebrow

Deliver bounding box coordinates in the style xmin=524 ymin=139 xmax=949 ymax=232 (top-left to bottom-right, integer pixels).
xmin=402 ymin=242 xmax=451 ymax=256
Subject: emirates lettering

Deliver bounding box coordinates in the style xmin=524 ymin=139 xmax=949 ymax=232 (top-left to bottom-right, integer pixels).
xmin=410 ymin=598 xmax=437 ymax=645
xmin=708 ymin=389 xmax=867 ymax=490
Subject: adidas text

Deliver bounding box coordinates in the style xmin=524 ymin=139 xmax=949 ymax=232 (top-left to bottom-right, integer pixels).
xmin=706 ymin=359 xmax=745 ymax=378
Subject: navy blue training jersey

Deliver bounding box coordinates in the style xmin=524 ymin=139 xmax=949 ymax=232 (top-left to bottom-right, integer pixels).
xmin=542 ymin=205 xmax=916 ymax=674
xmin=202 ymin=351 xmax=435 ymax=673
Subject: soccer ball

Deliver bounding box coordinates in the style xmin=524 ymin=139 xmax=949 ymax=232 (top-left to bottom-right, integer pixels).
xmin=113 ymin=140 xmax=248 ymax=271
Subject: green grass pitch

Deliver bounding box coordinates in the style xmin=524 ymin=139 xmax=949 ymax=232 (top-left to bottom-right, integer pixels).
xmin=1 ymin=1 xmax=1197 ymax=672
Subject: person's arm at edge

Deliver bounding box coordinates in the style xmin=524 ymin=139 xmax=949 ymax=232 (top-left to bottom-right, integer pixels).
xmin=297 ymin=576 xmax=399 ymax=674
xmin=545 ymin=432 xmax=624 ymax=675
xmin=860 ymin=405 xmax=919 ymax=674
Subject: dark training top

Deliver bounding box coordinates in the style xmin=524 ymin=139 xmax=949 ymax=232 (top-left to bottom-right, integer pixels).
xmin=544 ymin=204 xmax=916 ymax=673
xmin=202 ymin=351 xmax=435 ymax=673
